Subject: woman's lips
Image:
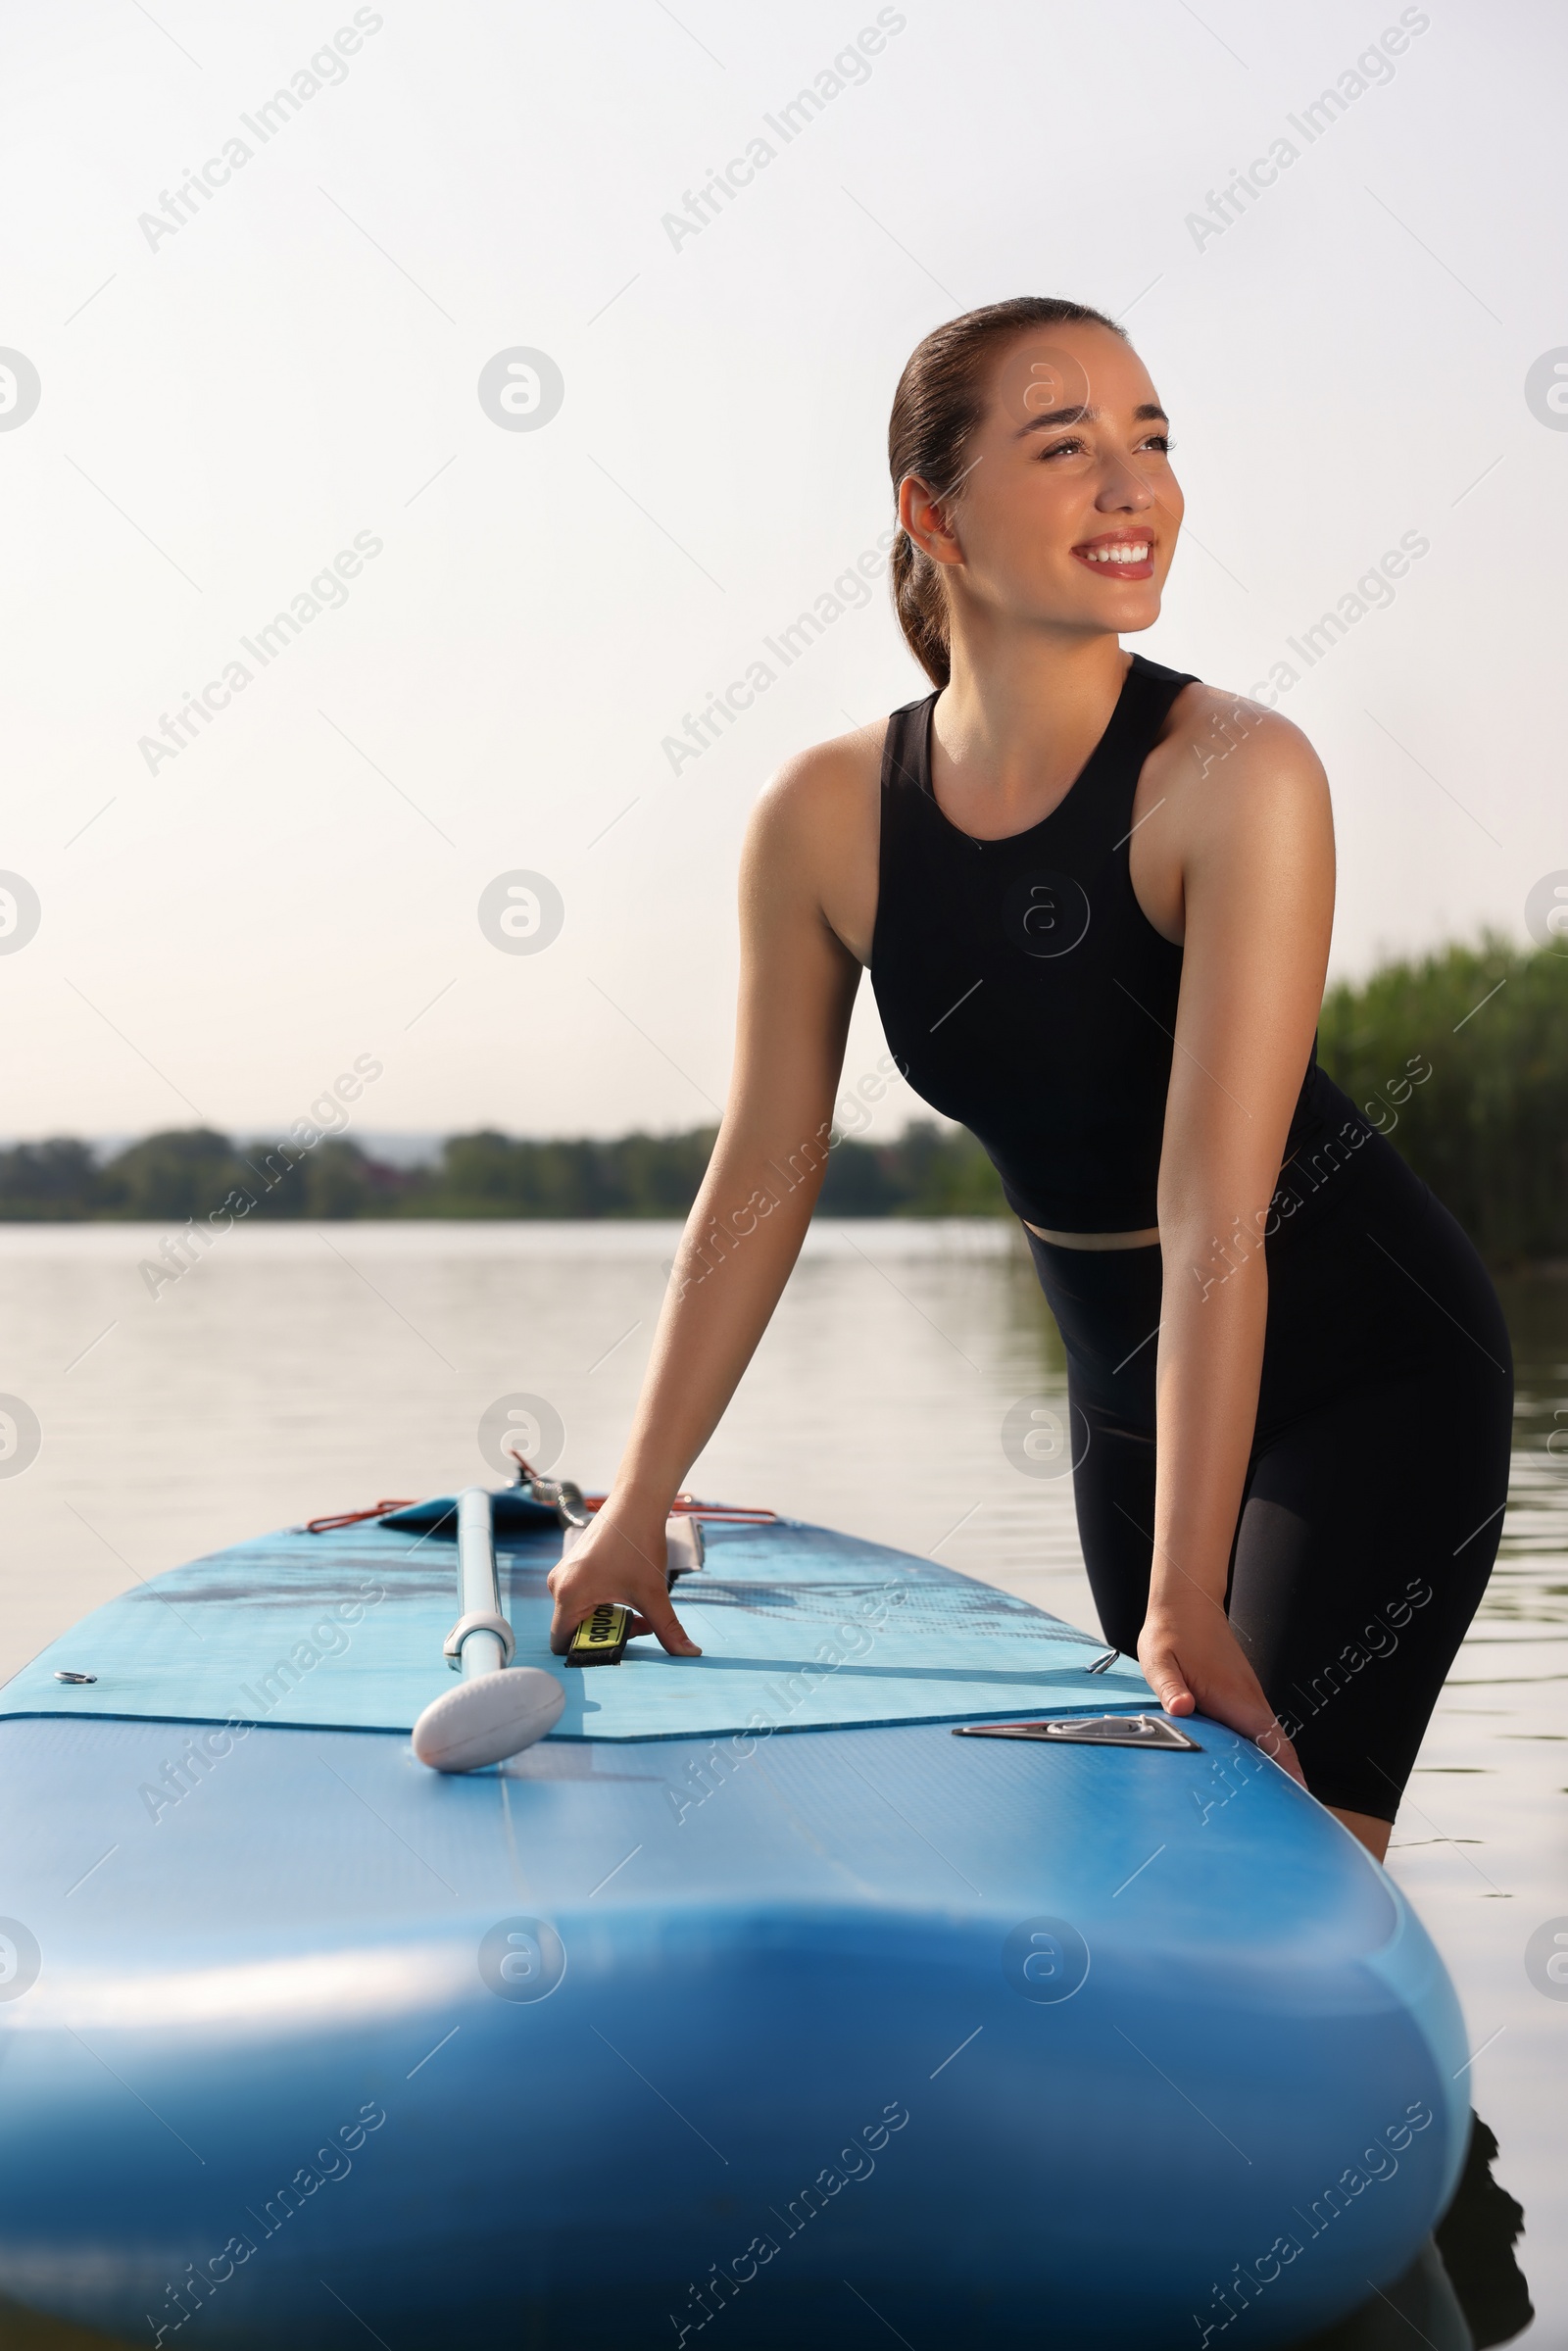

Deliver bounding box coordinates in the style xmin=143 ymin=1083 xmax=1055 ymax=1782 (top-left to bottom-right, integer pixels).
xmin=1071 ymin=534 xmax=1154 ymax=580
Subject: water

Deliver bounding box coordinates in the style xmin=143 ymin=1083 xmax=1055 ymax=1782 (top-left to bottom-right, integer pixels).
xmin=0 ymin=1220 xmax=1560 ymax=2345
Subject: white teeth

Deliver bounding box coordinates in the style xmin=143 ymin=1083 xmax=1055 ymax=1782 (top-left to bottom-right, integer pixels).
xmin=1085 ymin=543 xmax=1150 ymax=563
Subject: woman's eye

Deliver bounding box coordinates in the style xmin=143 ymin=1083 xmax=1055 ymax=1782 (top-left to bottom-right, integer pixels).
xmin=1036 ymin=432 xmax=1174 ymax=461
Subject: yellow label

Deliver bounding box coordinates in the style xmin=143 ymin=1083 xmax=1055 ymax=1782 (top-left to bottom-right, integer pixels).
xmin=567 ymin=1603 xmax=630 ymax=1662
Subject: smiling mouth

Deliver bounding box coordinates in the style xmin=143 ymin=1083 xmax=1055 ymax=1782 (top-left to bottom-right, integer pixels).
xmin=1072 ymin=536 xmax=1154 ymax=578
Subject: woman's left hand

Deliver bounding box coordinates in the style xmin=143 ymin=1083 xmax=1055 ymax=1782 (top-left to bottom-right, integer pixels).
xmin=1138 ymin=1599 xmax=1306 ymax=1787
xmin=546 ymin=1502 xmax=701 ymax=1658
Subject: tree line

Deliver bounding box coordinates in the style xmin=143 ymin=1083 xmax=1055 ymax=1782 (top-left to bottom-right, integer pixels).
xmin=0 ymin=1120 xmax=1004 ymax=1225
xmin=3 ymin=938 xmax=1563 ymax=1260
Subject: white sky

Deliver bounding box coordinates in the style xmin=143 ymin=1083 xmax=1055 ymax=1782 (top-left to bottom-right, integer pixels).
xmin=3 ymin=0 xmax=1564 ymax=1145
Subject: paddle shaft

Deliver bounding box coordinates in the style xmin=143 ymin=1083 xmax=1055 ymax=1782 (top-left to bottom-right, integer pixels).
xmin=457 ymin=1488 xmax=506 ymax=1677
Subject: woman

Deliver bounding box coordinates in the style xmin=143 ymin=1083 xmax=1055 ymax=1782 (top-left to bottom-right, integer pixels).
xmin=549 ymin=294 xmax=1512 ymax=1863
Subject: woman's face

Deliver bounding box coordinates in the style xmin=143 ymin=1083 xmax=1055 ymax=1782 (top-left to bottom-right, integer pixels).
xmin=903 ymin=321 xmax=1184 ymax=642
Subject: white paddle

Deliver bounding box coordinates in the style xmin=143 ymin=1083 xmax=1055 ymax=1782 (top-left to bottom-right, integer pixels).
xmin=412 ymin=1486 xmax=564 ymax=1772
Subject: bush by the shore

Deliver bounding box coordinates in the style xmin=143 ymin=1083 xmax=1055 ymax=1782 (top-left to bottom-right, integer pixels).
xmin=1316 ymin=934 xmax=1567 ymax=1263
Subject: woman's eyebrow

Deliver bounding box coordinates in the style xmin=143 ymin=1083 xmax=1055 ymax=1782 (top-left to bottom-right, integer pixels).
xmin=1014 ymin=401 xmax=1169 ymax=438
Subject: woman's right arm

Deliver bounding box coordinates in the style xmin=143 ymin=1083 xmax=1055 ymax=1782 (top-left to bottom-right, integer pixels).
xmin=547 ymin=743 xmax=869 ymax=1655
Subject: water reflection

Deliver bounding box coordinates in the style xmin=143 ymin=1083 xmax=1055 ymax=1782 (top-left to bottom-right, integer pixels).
xmin=0 ymin=2124 xmax=1532 ymax=2350
xmin=1292 ymin=2115 xmax=1531 ymax=2348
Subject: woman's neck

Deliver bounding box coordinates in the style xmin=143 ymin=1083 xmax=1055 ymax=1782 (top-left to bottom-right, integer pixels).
xmin=934 ymin=627 xmax=1131 ymax=809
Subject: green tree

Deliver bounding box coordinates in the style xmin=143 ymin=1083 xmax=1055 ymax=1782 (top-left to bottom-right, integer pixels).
xmin=95 ymin=1129 xmax=254 ymax=1221
xmin=890 ymin=1120 xmax=1008 ymax=1214
xmin=296 ymin=1140 xmax=394 ymax=1219
xmin=0 ymin=1139 xmax=100 ymax=1219
xmin=1317 ymin=936 xmax=1568 ymax=1261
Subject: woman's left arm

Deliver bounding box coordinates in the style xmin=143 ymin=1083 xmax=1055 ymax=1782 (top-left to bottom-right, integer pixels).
xmin=1136 ymin=704 xmax=1336 ymax=1781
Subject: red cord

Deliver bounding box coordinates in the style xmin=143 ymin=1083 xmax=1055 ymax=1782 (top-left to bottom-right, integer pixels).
xmin=303 ymin=1498 xmax=418 ymax=1534
xmin=584 ymin=1493 xmax=777 ymax=1523
xmin=304 ymin=1491 xmax=776 ymax=1535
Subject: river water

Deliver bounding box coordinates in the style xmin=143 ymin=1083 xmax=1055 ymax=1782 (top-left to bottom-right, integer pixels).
xmin=0 ymin=1220 xmax=1561 ymax=2346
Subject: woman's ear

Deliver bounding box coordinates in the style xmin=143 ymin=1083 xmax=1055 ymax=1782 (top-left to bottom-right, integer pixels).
xmin=898 ymin=474 xmax=963 ymax=569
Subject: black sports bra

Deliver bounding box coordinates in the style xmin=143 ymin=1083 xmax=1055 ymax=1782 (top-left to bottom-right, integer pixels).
xmin=868 ymin=655 xmax=1327 ymax=1233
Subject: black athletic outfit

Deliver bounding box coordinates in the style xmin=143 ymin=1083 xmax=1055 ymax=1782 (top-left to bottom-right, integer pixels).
xmin=870 ymin=656 xmax=1512 ymax=1820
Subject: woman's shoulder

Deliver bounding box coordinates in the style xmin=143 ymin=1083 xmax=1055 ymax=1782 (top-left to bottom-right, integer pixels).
xmin=746 ymin=715 xmax=888 ymax=865
xmin=1151 ymin=674 xmax=1328 ymax=802
xmin=1140 ymin=676 xmax=1333 ymax=924
xmin=741 ymin=716 xmax=891 ymax=965
xmin=757 ymin=714 xmax=888 ymax=813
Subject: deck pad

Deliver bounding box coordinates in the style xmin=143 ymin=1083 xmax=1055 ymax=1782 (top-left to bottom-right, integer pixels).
xmin=0 ymin=1504 xmax=1152 ymax=1741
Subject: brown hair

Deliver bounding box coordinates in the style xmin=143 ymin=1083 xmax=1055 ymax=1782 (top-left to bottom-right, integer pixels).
xmin=888 ymin=296 xmax=1128 ymax=687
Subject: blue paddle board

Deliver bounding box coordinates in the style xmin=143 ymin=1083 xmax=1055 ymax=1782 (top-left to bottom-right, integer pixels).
xmin=0 ymin=1490 xmax=1468 ymax=2347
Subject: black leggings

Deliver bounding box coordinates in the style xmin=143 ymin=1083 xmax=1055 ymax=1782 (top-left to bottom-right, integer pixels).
xmin=1026 ymin=1131 xmax=1513 ymax=1821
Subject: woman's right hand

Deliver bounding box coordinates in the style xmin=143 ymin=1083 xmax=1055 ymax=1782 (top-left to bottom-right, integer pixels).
xmin=546 ymin=1503 xmax=702 ymax=1658
xmin=1138 ymin=1597 xmax=1305 ymax=1787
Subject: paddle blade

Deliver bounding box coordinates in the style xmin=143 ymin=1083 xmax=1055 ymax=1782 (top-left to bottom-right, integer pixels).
xmin=413 ymin=1667 xmax=564 ymax=1773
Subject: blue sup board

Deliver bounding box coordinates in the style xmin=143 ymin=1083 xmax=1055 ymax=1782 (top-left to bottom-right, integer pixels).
xmin=0 ymin=1485 xmax=1468 ymax=2348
